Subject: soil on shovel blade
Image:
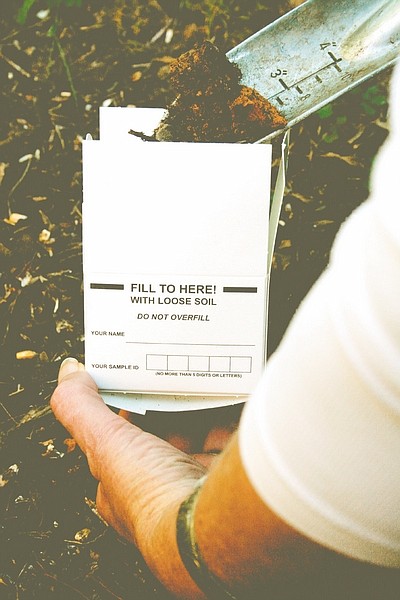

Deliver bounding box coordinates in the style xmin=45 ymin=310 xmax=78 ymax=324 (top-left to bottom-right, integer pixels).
xmin=152 ymin=40 xmax=287 ymax=142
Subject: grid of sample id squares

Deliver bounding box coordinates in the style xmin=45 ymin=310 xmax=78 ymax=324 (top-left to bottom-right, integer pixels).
xmin=146 ymin=354 xmax=252 ymax=373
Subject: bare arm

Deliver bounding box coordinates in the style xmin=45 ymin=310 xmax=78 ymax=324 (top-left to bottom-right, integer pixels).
xmin=51 ymin=359 xmax=399 ymax=600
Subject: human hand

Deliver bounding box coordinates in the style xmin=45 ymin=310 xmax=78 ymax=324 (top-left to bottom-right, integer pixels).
xmin=50 ymin=358 xmax=207 ymax=598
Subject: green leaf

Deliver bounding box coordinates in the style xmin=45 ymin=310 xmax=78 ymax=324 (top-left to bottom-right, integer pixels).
xmin=322 ymin=130 xmax=339 ymax=144
xmin=17 ymin=0 xmax=83 ymax=24
xmin=16 ymin=0 xmax=37 ymax=24
xmin=371 ymin=94 xmax=387 ymax=107
xmin=46 ymin=22 xmax=58 ymax=37
xmin=361 ymin=102 xmax=376 ymax=116
xmin=318 ymin=104 xmax=333 ymax=119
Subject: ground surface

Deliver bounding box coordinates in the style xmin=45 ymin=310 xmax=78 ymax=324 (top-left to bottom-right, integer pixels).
xmin=0 ymin=1 xmax=391 ymax=598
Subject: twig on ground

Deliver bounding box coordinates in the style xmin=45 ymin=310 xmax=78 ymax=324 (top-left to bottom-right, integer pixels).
xmin=0 ymin=50 xmax=31 ymax=78
xmin=8 ymin=156 xmax=32 ymax=207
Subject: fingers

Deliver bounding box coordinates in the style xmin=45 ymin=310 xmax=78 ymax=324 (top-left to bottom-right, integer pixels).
xmin=118 ymin=409 xmax=204 ymax=453
xmin=120 ymin=407 xmax=226 ymax=466
xmin=203 ymin=426 xmax=234 ymax=454
xmin=119 ymin=404 xmax=242 ymax=455
xmin=191 ymin=452 xmax=220 ymax=469
xmin=118 ymin=409 xmax=133 ymax=421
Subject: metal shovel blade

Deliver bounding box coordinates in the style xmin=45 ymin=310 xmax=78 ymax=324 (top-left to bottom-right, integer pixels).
xmin=227 ymin=0 xmax=400 ymax=142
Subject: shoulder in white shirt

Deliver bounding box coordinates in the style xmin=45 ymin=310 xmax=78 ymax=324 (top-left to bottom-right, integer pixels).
xmin=239 ymin=61 xmax=400 ymax=569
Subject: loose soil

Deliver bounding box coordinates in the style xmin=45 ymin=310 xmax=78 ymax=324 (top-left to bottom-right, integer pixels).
xmin=0 ymin=1 xmax=390 ymax=598
xmin=153 ymin=41 xmax=286 ymax=142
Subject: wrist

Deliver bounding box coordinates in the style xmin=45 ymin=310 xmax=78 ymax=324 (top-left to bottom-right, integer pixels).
xmin=176 ymin=478 xmax=239 ymax=600
xmin=137 ymin=482 xmax=207 ymax=600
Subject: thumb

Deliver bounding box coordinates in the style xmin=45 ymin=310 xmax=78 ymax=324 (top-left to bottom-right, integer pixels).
xmin=58 ymin=356 xmax=86 ymax=383
xmin=51 ymin=357 xmax=127 ymax=467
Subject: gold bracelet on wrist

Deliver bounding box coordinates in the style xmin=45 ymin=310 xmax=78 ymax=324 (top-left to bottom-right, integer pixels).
xmin=176 ymin=477 xmax=239 ymax=600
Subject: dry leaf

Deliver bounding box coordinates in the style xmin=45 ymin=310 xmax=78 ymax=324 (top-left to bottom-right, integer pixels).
xmin=16 ymin=350 xmax=38 ymax=360
xmin=183 ymin=23 xmax=200 ymax=41
xmin=41 ymin=442 xmax=55 ymax=456
xmin=291 ymin=192 xmax=311 ymax=204
xmin=321 ymin=152 xmax=361 ymax=166
xmin=0 ymin=242 xmax=11 ymax=256
xmin=131 ymin=70 xmax=142 ymax=82
xmin=39 ymin=439 xmax=64 ymax=458
xmin=0 ymin=162 xmax=9 ymax=185
xmin=0 ymin=464 xmax=20 ymax=487
xmin=20 ymin=272 xmax=35 ymax=287
xmin=56 ymin=319 xmax=74 ymax=333
xmin=37 ymin=9 xmax=50 ymax=19
xmin=154 ymin=55 xmax=175 ymax=64
xmin=39 ymin=228 xmax=51 ymax=242
xmin=165 ymin=28 xmax=174 ymax=44
xmin=313 ymin=219 xmax=334 ymax=228
xmin=4 ymin=213 xmax=28 ymax=225
xmin=373 ymin=118 xmax=390 ymax=131
xmin=19 ymin=153 xmax=33 ymax=163
xmin=64 ymin=438 xmax=77 ymax=453
xmin=348 ymin=125 xmax=366 ymax=145
xmin=85 ymin=497 xmax=109 ymax=527
xmin=38 ymin=227 xmax=54 ymax=245
xmin=0 ymin=283 xmax=15 ymax=303
xmin=39 ymin=439 xmax=54 ymax=447
xmin=75 ymin=528 xmax=91 ymax=542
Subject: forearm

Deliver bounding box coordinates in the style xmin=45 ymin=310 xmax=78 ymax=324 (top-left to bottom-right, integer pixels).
xmin=148 ymin=432 xmax=400 ymax=600
xmin=147 ymin=432 xmax=323 ymax=599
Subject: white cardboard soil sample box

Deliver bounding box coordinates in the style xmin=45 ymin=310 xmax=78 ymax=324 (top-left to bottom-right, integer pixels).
xmin=82 ymin=108 xmax=274 ymax=413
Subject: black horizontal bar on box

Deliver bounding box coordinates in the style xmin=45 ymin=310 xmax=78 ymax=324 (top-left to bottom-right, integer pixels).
xmin=90 ymin=283 xmax=124 ymax=290
xmin=223 ymin=287 xmax=258 ymax=293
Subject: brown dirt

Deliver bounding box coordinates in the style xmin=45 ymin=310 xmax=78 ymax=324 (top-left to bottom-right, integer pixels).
xmin=154 ymin=41 xmax=286 ymax=142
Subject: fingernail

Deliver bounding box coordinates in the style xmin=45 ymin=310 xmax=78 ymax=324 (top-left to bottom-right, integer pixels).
xmin=59 ymin=357 xmax=80 ymax=381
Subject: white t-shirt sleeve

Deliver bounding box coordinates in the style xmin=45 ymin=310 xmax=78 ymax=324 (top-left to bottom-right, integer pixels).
xmin=239 ymin=62 xmax=400 ymax=569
